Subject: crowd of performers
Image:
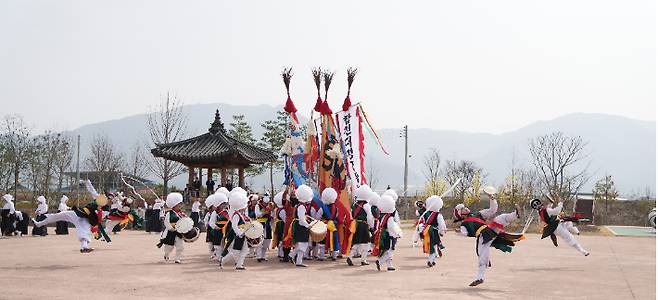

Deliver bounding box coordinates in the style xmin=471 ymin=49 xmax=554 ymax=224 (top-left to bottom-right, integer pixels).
xmin=0 ymin=180 xmax=591 ymax=287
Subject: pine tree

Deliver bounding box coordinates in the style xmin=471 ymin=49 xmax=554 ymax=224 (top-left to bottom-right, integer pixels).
xmin=258 ymin=111 xmax=289 ymax=195
xmin=229 ymin=114 xmax=256 ymax=145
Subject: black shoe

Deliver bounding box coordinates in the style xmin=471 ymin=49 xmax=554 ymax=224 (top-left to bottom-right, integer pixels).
xmin=469 ymin=279 xmax=484 ymax=287
xmin=437 ymin=249 xmax=443 ymax=258
xmin=387 ymin=267 xmax=396 ymax=271
xmin=488 ymin=261 xmax=492 ymax=268
xmin=375 ymin=260 xmax=381 ymax=271
xmin=331 ymin=257 xmax=336 ymax=261
xmin=236 ymin=266 xmax=246 ymax=270
xmin=361 ymin=261 xmax=369 ymax=266
xmin=295 ymin=264 xmax=308 ymax=267
xmin=156 ymin=242 xmax=163 ymax=249
xmin=432 ymin=261 xmax=436 ymax=266
xmin=256 ymin=258 xmax=263 ymax=263
xmin=347 ymin=257 xmax=354 ymax=266
xmin=427 ymin=261 xmax=433 ymax=268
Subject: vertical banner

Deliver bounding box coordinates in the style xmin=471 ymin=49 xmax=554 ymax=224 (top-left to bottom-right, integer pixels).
xmin=318 ymin=114 xmax=351 ymax=253
xmin=335 ymin=105 xmax=367 ymax=192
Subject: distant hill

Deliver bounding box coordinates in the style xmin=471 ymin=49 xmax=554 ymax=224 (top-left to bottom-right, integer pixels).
xmin=66 ymin=104 xmax=656 ymax=197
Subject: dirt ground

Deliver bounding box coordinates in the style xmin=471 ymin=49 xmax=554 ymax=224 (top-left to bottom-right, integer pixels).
xmin=1 ymin=228 xmax=654 ymax=300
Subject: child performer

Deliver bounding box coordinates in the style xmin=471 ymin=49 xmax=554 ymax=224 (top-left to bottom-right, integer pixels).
xmin=289 ymin=185 xmax=313 ymax=267
xmin=271 ymin=191 xmax=287 ymax=261
xmin=374 ymin=195 xmax=401 ymax=271
xmin=346 ymin=185 xmax=375 ymax=266
xmin=209 ymin=193 xmax=230 ymax=262
xmin=157 ymin=192 xmax=186 ymax=264
xmin=220 ymin=190 xmax=250 ymax=270
xmin=255 ymin=193 xmax=273 ymax=262
xmin=419 ymin=195 xmax=448 ymax=267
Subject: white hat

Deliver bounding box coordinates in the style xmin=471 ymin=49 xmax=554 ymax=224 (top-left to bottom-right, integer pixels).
xmin=426 ymin=195 xmax=443 ymax=212
xmin=37 ymin=196 xmax=46 ymax=203
xmin=273 ymin=191 xmax=284 ymax=208
xmin=3 ymin=194 xmax=14 ymax=203
xmin=248 ymin=194 xmax=259 ymax=202
xmin=165 ymin=192 xmax=183 ymax=208
xmin=215 ymin=187 xmax=230 ymax=197
xmin=230 ymin=187 xmax=247 ymax=196
xmin=229 ymin=192 xmax=248 ymax=210
xmin=215 ymin=193 xmax=228 ymax=206
xmin=204 ymin=194 xmax=217 ymax=208
xmin=354 ymin=185 xmax=372 ymax=202
xmin=295 ymin=185 xmax=313 ymax=203
xmin=378 ymin=195 xmax=396 ymax=214
xmin=125 ymin=197 xmax=134 ymax=205
xmin=321 ymin=188 xmax=338 ymax=205
xmin=367 ymin=191 xmax=381 ymax=206
xmin=262 ymin=195 xmax=271 ymax=204
xmin=60 ymin=195 xmax=69 ymax=203
xmin=383 ymin=189 xmax=399 ymax=202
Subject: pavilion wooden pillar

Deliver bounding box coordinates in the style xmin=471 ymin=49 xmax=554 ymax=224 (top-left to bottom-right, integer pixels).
xmin=238 ymin=168 xmax=245 ymax=188
xmin=187 ymin=166 xmax=194 ymax=187
xmin=207 ymin=168 xmax=213 ymax=193
xmin=220 ymin=169 xmax=227 ymax=186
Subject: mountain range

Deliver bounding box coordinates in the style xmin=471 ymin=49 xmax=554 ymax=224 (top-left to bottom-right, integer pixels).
xmin=66 ymin=103 xmax=656 ymax=197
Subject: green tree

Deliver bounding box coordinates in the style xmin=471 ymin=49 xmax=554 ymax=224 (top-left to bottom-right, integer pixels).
xmin=258 ymin=111 xmax=288 ymax=196
xmin=593 ymin=174 xmax=618 ymax=224
xmin=229 ymin=114 xmax=260 ymax=179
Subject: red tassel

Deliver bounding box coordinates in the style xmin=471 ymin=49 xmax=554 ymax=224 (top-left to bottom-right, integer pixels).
xmin=314 ymin=96 xmax=323 ymax=112
xmin=342 ymin=96 xmax=352 ymax=111
xmin=284 ymin=96 xmax=297 ymax=113
xmin=322 ymin=100 xmax=333 ymax=115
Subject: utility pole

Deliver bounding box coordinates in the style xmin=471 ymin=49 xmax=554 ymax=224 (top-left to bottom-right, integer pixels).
xmin=75 ymin=134 xmax=80 ymax=206
xmin=400 ymin=125 xmax=409 ymax=196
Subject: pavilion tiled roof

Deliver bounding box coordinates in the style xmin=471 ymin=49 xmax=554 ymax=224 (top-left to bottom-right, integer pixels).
xmin=150 ymin=110 xmax=277 ymax=166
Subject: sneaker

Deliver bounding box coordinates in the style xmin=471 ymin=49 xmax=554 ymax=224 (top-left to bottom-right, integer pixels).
xmin=235 ymin=266 xmax=246 ymax=270
xmin=174 ymin=259 xmax=182 ymax=264
xmin=375 ymin=260 xmax=381 ymax=271
xmin=346 ymin=257 xmax=354 ymax=266
xmin=361 ymin=261 xmax=369 ymax=266
xmin=584 ymin=252 xmax=590 ymax=257
xmin=469 ymin=279 xmax=484 ymax=287
xmin=387 ymin=267 xmax=396 ymax=271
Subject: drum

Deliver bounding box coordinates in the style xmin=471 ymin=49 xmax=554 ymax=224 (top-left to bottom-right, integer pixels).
xmin=176 ymin=217 xmax=200 ymax=243
xmin=648 ymin=209 xmax=656 ymax=229
xmin=309 ymin=220 xmax=327 ymax=242
xmin=244 ymin=221 xmax=264 ymax=247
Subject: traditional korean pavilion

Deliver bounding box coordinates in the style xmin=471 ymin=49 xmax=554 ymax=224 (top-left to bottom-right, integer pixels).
xmin=151 ymin=109 xmax=277 ymax=188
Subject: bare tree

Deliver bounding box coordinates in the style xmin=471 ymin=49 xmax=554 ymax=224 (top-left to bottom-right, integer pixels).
xmin=3 ymin=115 xmax=31 ymax=197
xmin=54 ymin=135 xmax=73 ymax=194
xmin=593 ymin=174 xmax=619 ymax=224
xmin=422 ymin=148 xmax=442 ymax=195
xmin=528 ymin=131 xmax=590 ymax=199
xmin=85 ymin=135 xmax=124 ymax=192
xmin=147 ymin=92 xmax=188 ymax=194
xmin=443 ymin=159 xmax=483 ymax=203
xmin=366 ymin=156 xmax=381 ymax=191
xmin=128 ymin=142 xmax=148 ymax=178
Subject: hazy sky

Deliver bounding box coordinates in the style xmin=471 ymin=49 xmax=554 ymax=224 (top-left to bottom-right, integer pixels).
xmin=1 ymin=1 xmax=655 ymax=134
